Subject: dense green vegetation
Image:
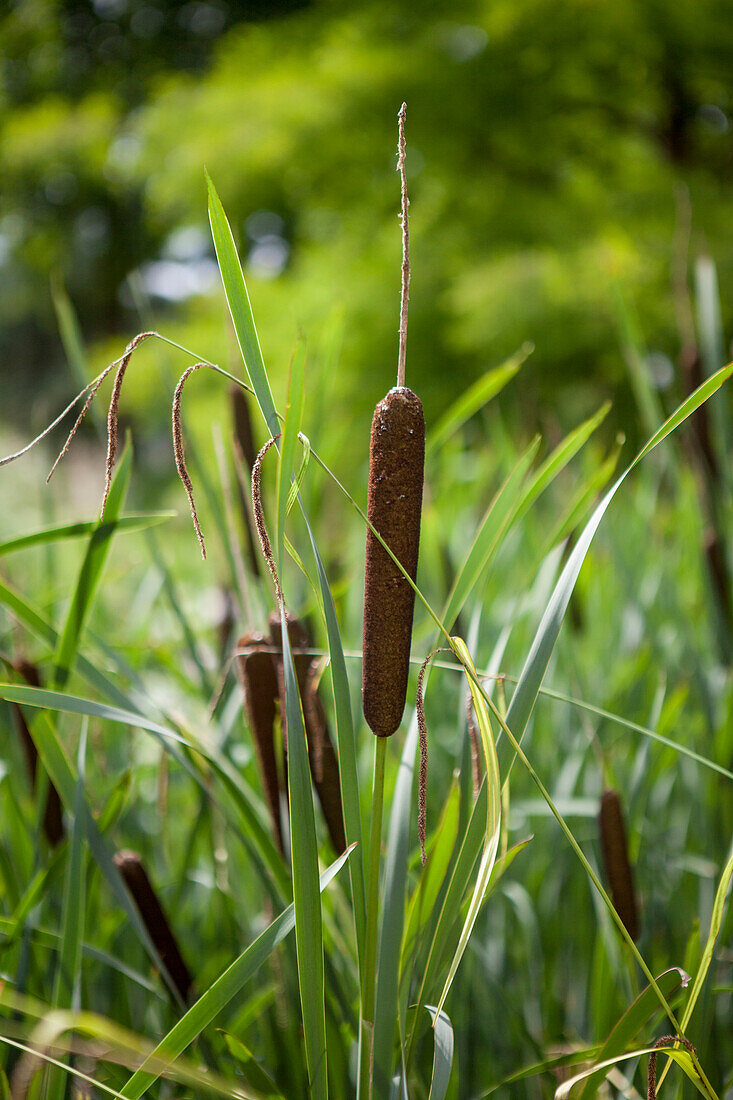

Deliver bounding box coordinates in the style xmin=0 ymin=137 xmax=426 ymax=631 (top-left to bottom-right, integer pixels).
xmin=1 ymin=3 xmax=732 ymax=1096
xmin=0 ymin=171 xmax=732 ymax=1095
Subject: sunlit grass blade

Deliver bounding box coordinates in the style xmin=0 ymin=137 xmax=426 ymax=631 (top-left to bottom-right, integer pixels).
xmin=371 ymin=719 xmax=418 ymax=1096
xmin=207 ymin=175 xmax=365 ymax=945
xmin=654 ymin=849 xmax=733 ymax=1093
xmin=514 ymin=401 xmax=611 ymax=524
xmin=435 ymin=639 xmax=501 ymax=1016
xmin=0 ymin=681 xmax=291 ymax=898
xmin=427 ymin=343 xmax=532 ymax=452
xmin=206 ymin=171 xmax=278 ymax=437
xmin=119 ymin=845 xmax=353 ymax=1098
xmin=279 ymin=609 xmax=328 ymax=1100
xmin=441 ymin=437 xmax=540 ymax=633
xmin=53 ymin=724 xmax=87 ymax=1011
xmin=46 ymin=725 xmax=88 ymax=1100
xmin=53 ymin=439 xmax=131 ymax=690
xmin=0 ymin=513 xmax=173 ymax=557
xmin=286 ymin=434 xmax=311 ymax=517
xmin=401 ymin=781 xmax=460 ymax=978
xmin=555 ymin=1043 xmax=709 ymax=1100
xmin=301 ymin=517 xmax=366 ymax=961
xmin=0 ymin=1003 xmax=267 ymax=1100
xmin=276 ymin=340 xmax=306 ymax=567
xmin=504 ymin=361 xmax=733 ymax=756
xmin=17 ymin=708 xmax=186 ymax=1006
xmin=680 ymin=848 xmax=733 ymax=1030
xmin=578 ymin=968 xmax=689 ymax=1099
xmin=695 ymin=255 xmax=731 ymax=478
xmin=424 ymin=1006 xmax=454 ymax=1100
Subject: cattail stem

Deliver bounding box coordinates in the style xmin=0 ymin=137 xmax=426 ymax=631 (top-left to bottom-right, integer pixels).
xmin=359 ymin=734 xmax=387 ymax=1099
xmin=397 ymin=102 xmax=410 ymax=389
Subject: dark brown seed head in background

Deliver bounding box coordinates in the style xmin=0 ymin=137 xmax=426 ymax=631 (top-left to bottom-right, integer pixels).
xmin=12 ymin=657 xmax=65 ymax=847
xmin=114 ymin=849 xmax=192 ymax=1003
xmin=235 ymin=632 xmax=283 ymax=854
xmin=362 ymin=385 xmax=425 ymax=737
xmin=599 ymin=788 xmax=640 ymax=942
xmin=268 ymin=613 xmax=346 ymax=854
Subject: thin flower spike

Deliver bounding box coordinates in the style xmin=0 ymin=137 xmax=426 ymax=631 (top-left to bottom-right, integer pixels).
xmin=251 ymin=435 xmax=284 ymax=607
xmin=466 ymin=693 xmax=482 ymax=797
xmin=171 ymin=364 xmax=207 ymax=558
xmin=415 ymin=647 xmax=449 ymax=865
xmin=101 ymin=331 xmax=157 ymax=517
xmin=647 ymin=1035 xmax=696 ymax=1098
xmin=46 ymin=364 xmax=115 ymax=482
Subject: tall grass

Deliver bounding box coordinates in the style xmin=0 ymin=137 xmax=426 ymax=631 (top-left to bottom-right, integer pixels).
xmin=0 ymin=167 xmax=731 ymax=1100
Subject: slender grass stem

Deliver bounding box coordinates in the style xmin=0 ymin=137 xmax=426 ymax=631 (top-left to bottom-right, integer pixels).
xmin=359 ymin=735 xmax=387 ymax=1100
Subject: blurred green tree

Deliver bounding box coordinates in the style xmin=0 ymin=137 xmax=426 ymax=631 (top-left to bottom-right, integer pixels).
xmin=1 ymin=0 xmax=731 ymax=431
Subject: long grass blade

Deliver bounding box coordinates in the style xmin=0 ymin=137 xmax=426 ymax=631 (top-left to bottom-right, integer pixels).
xmin=427 ymin=343 xmax=532 ymax=452
xmin=120 ymin=846 xmax=353 ymax=1098
xmin=0 ymin=514 xmax=173 ymax=557
xmin=425 ymin=1006 xmax=454 ymax=1100
xmin=578 ymin=968 xmax=689 ymax=1098
xmin=441 ymin=437 xmax=540 ymax=633
xmin=276 ymin=341 xmax=306 ymax=566
xmin=206 ymin=172 xmax=278 ymax=437
xmin=503 ymin=361 xmax=733 ymax=757
xmin=514 ymin=401 xmax=611 ymax=524
xmin=653 ymin=849 xmax=733 ymax=1094
xmin=16 ymin=708 xmax=186 ymax=1005
xmin=0 ymin=681 xmax=291 ymax=898
xmin=53 ymin=440 xmax=131 ymax=689
xmin=556 ymin=1044 xmax=708 ymax=1100
xmin=206 ymin=176 xmax=365 ymax=956
xmin=372 ymin=718 xmax=418 ymax=1095
xmin=435 ymin=639 xmax=501 ymax=1016
xmin=279 ymin=609 xmax=328 ymax=1099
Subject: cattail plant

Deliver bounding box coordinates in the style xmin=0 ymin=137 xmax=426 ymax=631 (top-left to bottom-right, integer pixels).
xmin=235 ymin=618 xmax=347 ymax=857
xmin=360 ymin=102 xmax=425 ymax=1099
xmin=362 ymin=108 xmax=425 ymax=740
xmin=235 ymin=632 xmax=284 ymax=854
xmin=267 ymin=613 xmax=346 ymax=854
xmin=599 ymin=787 xmax=640 ymax=941
xmin=113 ymin=850 xmax=193 ymax=1004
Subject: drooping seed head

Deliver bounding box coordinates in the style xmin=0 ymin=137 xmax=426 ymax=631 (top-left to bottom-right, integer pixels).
xmin=362 ymin=386 xmax=425 ymax=737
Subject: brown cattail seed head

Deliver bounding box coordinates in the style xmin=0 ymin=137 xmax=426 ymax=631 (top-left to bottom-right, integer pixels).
xmin=235 ymin=633 xmax=284 ymax=854
xmin=599 ymin=788 xmax=640 ymax=942
xmin=362 ymin=386 xmax=425 ymax=737
xmin=114 ymin=850 xmax=192 ymax=1002
xmin=267 ymin=613 xmax=346 ymax=854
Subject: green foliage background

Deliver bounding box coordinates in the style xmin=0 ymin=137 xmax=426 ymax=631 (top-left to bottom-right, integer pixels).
xmin=2 ymin=0 xmax=733 ymax=441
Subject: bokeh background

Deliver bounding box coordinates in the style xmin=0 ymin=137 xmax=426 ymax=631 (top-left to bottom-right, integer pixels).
xmin=2 ymin=0 xmax=733 ymax=468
